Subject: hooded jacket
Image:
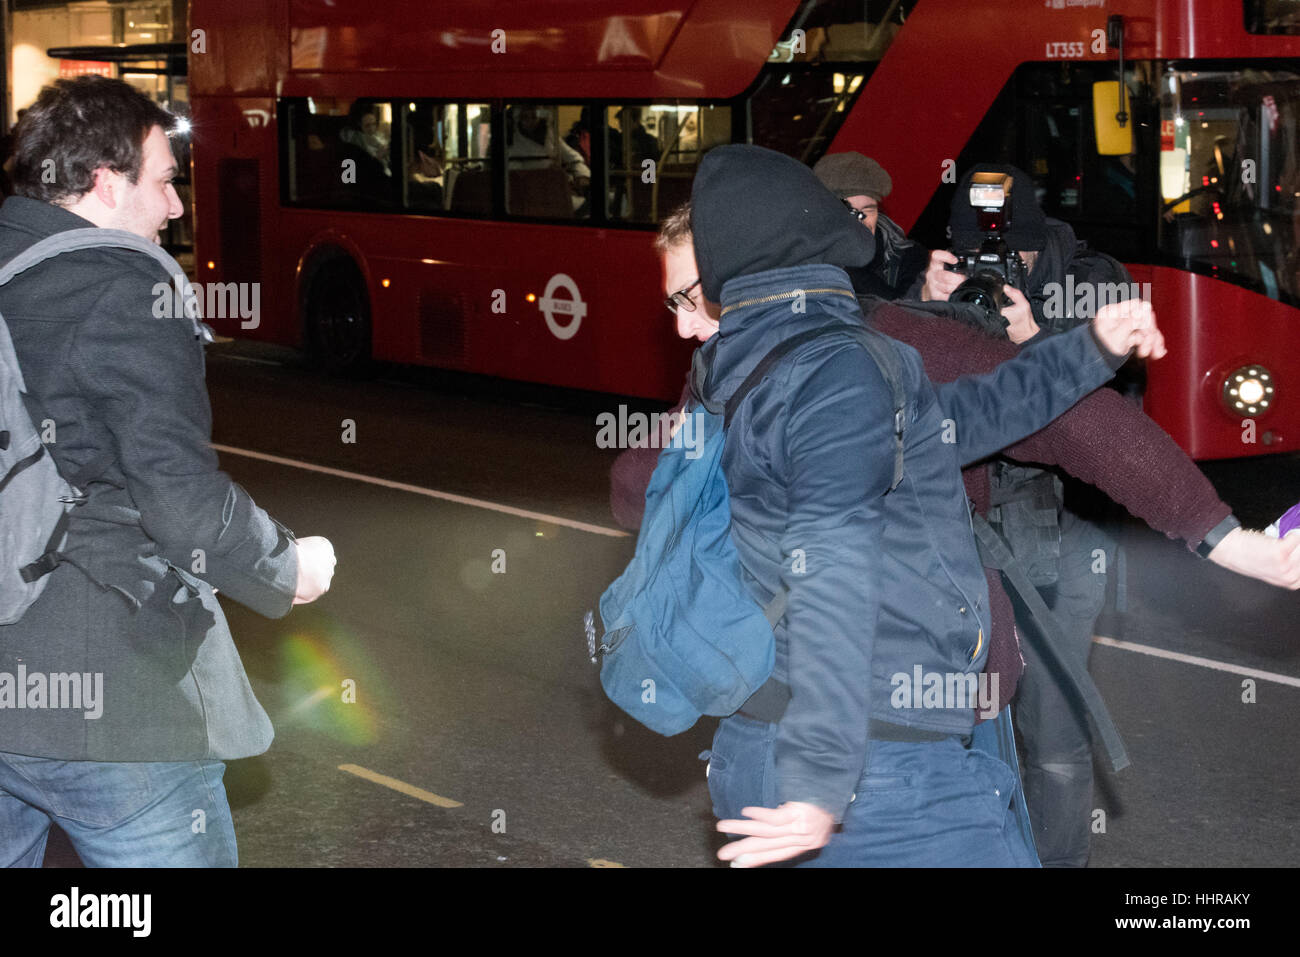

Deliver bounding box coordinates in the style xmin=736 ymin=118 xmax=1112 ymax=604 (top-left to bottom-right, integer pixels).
xmin=689 ymin=146 xmax=1124 ymax=819
xmin=1026 ymin=218 xmax=1134 ymax=335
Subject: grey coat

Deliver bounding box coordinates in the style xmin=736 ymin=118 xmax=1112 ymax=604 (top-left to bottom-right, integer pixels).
xmin=0 ymin=196 xmax=297 ymax=761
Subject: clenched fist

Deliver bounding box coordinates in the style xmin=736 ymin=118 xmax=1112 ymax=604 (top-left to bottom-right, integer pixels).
xmin=1091 ymin=298 xmax=1167 ymax=361
xmin=292 ymin=535 xmax=337 ymax=605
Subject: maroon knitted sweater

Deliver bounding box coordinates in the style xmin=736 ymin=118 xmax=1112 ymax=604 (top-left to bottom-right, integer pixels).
xmin=608 ymin=304 xmax=1232 ymax=703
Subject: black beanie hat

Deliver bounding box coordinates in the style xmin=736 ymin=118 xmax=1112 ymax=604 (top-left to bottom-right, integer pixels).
xmin=948 ymin=163 xmax=1047 ymax=252
xmin=691 ymin=144 xmax=874 ymax=302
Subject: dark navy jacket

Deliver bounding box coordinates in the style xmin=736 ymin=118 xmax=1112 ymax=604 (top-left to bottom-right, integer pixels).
xmin=694 ymin=263 xmax=1120 ymax=820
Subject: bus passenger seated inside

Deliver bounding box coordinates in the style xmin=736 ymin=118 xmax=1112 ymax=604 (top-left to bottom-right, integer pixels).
xmin=505 ymin=105 xmax=591 ymax=218
xmin=339 ymin=101 xmax=391 ymax=184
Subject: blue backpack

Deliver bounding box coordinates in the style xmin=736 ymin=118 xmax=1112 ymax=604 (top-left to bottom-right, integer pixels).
xmin=591 ymin=324 xmax=905 ymax=735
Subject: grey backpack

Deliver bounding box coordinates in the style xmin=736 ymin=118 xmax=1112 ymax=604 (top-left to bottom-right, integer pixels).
xmin=0 ymin=228 xmax=206 ymax=624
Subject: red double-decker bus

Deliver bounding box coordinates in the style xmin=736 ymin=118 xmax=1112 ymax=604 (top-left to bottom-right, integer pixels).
xmin=189 ymin=0 xmax=1300 ymax=460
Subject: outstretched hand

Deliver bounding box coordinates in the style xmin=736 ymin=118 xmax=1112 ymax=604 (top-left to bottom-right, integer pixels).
xmin=716 ymin=801 xmax=835 ymax=867
xmin=1207 ymin=527 xmax=1300 ymax=590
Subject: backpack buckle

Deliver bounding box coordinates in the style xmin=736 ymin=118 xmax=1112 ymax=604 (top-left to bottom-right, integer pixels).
xmin=19 ymin=551 xmax=61 ymax=584
xmin=584 ymin=610 xmax=605 ymax=663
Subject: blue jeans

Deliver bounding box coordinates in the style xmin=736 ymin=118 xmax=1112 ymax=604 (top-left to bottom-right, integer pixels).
xmin=0 ymin=751 xmax=238 ymax=867
xmin=705 ymin=714 xmax=1039 ymax=867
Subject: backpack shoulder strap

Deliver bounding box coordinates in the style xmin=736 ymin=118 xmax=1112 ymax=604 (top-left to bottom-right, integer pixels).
xmin=970 ymin=508 xmax=1130 ymax=772
xmin=722 ymin=324 xmax=907 ymax=491
xmin=0 ymin=227 xmax=186 ymax=291
xmin=0 ymin=229 xmax=201 ymax=490
xmin=0 ymin=227 xmax=209 ymax=341
xmin=723 ymin=327 xmax=832 ymax=426
xmin=848 ymin=325 xmax=907 ymax=491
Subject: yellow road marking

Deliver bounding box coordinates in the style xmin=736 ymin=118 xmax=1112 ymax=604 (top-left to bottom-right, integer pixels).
xmin=587 ymin=858 xmax=626 ymax=868
xmin=338 ymin=764 xmax=464 ymax=808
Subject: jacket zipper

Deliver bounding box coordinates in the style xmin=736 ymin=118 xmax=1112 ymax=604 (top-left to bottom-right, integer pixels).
xmin=720 ymin=287 xmax=857 ymax=317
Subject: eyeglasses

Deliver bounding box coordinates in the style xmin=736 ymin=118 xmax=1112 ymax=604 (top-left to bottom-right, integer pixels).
xmin=843 ymin=199 xmax=879 ymax=222
xmin=665 ymin=278 xmax=701 ymax=315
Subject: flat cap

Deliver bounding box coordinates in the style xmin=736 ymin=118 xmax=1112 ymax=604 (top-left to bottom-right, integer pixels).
xmin=812 ymin=152 xmax=893 ymax=200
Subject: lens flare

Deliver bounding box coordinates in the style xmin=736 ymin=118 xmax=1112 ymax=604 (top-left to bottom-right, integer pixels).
xmin=278 ymin=629 xmax=380 ymax=745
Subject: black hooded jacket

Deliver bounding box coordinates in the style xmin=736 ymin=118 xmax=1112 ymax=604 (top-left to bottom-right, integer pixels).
xmin=688 ymin=146 xmax=1125 ymax=819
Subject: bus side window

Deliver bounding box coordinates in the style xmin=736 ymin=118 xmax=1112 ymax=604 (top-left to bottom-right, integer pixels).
xmin=286 ymin=98 xmax=394 ymax=209
xmin=402 ymin=101 xmax=447 ymax=212
xmin=404 ymin=101 xmax=493 ymax=217
xmin=606 ymin=103 xmax=729 ymax=223
xmin=504 ymin=103 xmax=591 ymax=220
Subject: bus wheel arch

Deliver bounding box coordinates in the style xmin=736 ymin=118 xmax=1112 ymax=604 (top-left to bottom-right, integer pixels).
xmin=299 ymin=245 xmax=373 ymax=375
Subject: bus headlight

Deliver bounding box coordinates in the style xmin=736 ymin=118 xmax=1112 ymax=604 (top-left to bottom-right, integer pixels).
xmin=1222 ymin=364 xmax=1275 ymax=416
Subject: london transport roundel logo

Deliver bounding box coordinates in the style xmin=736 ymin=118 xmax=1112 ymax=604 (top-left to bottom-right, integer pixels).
xmin=538 ymin=272 xmax=586 ymax=340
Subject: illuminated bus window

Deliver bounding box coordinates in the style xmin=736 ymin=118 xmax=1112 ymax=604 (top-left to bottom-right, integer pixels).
xmin=750 ymin=0 xmax=913 ymax=164
xmin=606 ymin=103 xmax=731 ymax=223
xmin=1159 ymin=68 xmax=1300 ymax=305
xmin=401 ymin=101 xmax=492 ymax=215
xmin=442 ymin=103 xmax=494 ymax=217
xmin=503 ymin=103 xmax=591 ymax=220
xmin=768 ymin=0 xmax=920 ymax=64
xmin=285 ymin=98 xmax=395 ymax=209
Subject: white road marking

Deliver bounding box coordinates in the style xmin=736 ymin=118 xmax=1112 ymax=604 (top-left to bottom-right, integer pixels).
xmin=210 ymin=443 xmax=630 ymax=538
xmin=212 ymin=445 xmax=1296 ymax=684
xmin=1094 ymin=635 xmax=1300 ymax=688
xmin=215 ymin=353 xmax=284 ymax=367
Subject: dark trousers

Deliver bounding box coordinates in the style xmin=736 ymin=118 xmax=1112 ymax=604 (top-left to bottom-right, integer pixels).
xmin=1011 ymin=509 xmax=1114 ymax=867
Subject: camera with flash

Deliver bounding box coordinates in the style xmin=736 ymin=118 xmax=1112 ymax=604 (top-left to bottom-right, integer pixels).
xmin=946 ymin=172 xmax=1029 ymax=325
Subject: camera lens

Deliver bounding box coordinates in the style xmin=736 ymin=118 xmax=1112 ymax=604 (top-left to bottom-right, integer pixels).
xmin=951 ymin=273 xmax=1009 ymax=312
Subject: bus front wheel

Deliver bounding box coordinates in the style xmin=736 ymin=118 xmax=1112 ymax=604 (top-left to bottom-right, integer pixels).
xmin=304 ymin=255 xmax=372 ymax=375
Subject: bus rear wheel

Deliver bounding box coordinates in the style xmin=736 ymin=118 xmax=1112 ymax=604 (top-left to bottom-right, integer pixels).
xmin=304 ymin=255 xmax=372 ymax=375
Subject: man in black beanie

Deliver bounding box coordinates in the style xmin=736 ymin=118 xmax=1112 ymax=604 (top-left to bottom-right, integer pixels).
xmin=688 ymin=145 xmax=1164 ymax=866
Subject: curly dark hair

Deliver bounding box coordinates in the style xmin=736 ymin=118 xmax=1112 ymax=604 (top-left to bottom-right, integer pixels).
xmin=12 ymin=76 xmax=177 ymax=205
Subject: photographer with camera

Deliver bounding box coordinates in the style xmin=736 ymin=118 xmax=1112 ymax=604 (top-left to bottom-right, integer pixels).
xmin=907 ymin=163 xmax=1145 ymax=867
